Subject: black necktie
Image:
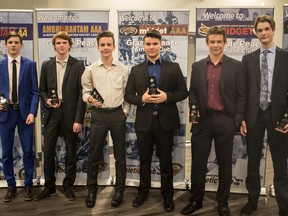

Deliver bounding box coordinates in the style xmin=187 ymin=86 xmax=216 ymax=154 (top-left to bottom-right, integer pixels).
xmin=12 ymin=59 xmax=17 ymax=103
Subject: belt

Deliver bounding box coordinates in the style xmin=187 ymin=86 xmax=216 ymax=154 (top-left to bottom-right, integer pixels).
xmin=94 ymin=105 xmax=122 ymax=113
xmin=9 ymin=104 xmax=19 ymax=110
xmin=152 ymin=110 xmax=158 ymax=116
xmin=206 ymin=109 xmax=224 ymax=116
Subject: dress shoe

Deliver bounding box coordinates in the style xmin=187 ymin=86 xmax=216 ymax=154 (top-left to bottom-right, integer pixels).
xmin=35 ymin=188 xmax=56 ymax=201
xmin=3 ymin=187 xmax=17 ymax=202
xmin=23 ymin=186 xmax=33 ymax=201
xmin=132 ymin=193 xmax=148 ymax=207
xmin=64 ymin=187 xmax=76 ymax=201
xmin=218 ymin=203 xmax=230 ymax=216
xmin=240 ymin=202 xmax=257 ymax=215
xmin=181 ymin=201 xmax=203 ymax=215
xmin=86 ymin=191 xmax=96 ymax=208
xmin=111 ymin=191 xmax=123 ymax=207
xmin=164 ymin=197 xmax=174 ymax=212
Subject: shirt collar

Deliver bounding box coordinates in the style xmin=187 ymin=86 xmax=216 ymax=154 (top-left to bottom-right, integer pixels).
xmin=260 ymin=44 xmax=276 ymax=54
xmin=8 ymin=55 xmax=21 ymax=64
xmin=97 ymin=58 xmax=118 ymax=67
xmin=146 ymin=56 xmax=162 ymax=65
xmin=56 ymin=56 xmax=69 ymax=63
xmin=206 ymin=55 xmax=224 ymax=64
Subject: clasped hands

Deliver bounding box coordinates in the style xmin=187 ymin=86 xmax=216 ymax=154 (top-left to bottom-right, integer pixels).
xmin=142 ymin=88 xmax=167 ymax=104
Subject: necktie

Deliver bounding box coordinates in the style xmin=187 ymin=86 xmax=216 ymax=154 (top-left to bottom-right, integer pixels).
xmin=259 ymin=50 xmax=269 ymax=111
xmin=12 ymin=59 xmax=17 ymax=103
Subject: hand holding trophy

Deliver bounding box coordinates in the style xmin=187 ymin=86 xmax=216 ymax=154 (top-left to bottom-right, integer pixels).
xmin=90 ymin=88 xmax=104 ymax=104
xmin=276 ymin=112 xmax=288 ymax=132
xmin=189 ymin=105 xmax=199 ymax=124
xmin=0 ymin=94 xmax=9 ymax=111
xmin=148 ymin=75 xmax=159 ymax=95
xmin=50 ymin=89 xmax=59 ymax=105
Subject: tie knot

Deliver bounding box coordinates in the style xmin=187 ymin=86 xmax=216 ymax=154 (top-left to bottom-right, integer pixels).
xmin=262 ymin=49 xmax=269 ymax=55
xmin=12 ymin=59 xmax=17 ymax=64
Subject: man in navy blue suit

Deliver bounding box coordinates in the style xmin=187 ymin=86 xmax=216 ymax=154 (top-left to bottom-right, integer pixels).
xmin=0 ymin=31 xmax=39 ymax=202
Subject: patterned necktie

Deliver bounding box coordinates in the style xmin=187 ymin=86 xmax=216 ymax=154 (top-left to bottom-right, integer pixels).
xmin=259 ymin=50 xmax=269 ymax=111
xmin=12 ymin=59 xmax=17 ymax=103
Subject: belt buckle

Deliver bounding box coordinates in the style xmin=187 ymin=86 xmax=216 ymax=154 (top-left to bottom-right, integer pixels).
xmin=153 ymin=111 xmax=158 ymax=115
xmin=13 ymin=104 xmax=19 ymax=110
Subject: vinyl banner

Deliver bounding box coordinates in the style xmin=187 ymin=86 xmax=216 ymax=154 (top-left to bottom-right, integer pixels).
xmin=36 ymin=9 xmax=109 ymax=185
xmin=283 ymin=5 xmax=288 ymax=50
xmin=0 ymin=10 xmax=34 ymax=187
xmin=117 ymin=10 xmax=189 ymax=188
xmin=196 ymin=7 xmax=274 ymax=193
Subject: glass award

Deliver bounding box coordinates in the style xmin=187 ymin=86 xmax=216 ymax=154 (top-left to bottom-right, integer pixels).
xmin=277 ymin=112 xmax=288 ymax=131
xmin=90 ymin=88 xmax=104 ymax=104
xmin=0 ymin=94 xmax=9 ymax=111
xmin=50 ymin=89 xmax=59 ymax=105
xmin=189 ymin=105 xmax=199 ymax=123
xmin=148 ymin=75 xmax=159 ymax=95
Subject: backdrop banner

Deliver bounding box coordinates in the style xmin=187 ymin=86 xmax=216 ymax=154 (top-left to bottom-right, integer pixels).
xmin=36 ymin=9 xmax=109 ymax=185
xmin=0 ymin=9 xmax=34 ymax=187
xmin=196 ymin=7 xmax=274 ymax=194
xmin=117 ymin=9 xmax=189 ymax=189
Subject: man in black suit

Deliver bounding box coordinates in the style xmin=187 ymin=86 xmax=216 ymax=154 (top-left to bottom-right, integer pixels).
xmin=125 ymin=29 xmax=188 ymax=212
xmin=240 ymin=15 xmax=288 ymax=216
xmin=36 ymin=31 xmax=86 ymax=201
xmin=181 ymin=26 xmax=246 ymax=216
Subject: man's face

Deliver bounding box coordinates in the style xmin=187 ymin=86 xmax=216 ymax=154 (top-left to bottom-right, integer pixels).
xmin=144 ymin=37 xmax=161 ymax=60
xmin=98 ymin=37 xmax=115 ymax=58
xmin=255 ymin=21 xmax=275 ymax=47
xmin=5 ymin=36 xmax=23 ymax=57
xmin=54 ymin=38 xmax=71 ymax=55
xmin=206 ymin=34 xmax=226 ymax=56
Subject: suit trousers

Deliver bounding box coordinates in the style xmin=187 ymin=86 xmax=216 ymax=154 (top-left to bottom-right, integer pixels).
xmin=136 ymin=115 xmax=174 ymax=199
xmin=87 ymin=108 xmax=126 ymax=193
xmin=190 ymin=111 xmax=235 ymax=204
xmin=43 ymin=108 xmax=78 ymax=190
xmin=0 ymin=109 xmax=34 ymax=188
xmin=246 ymin=107 xmax=288 ymax=213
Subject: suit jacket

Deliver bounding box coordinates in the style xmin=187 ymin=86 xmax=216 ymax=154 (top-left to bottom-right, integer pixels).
xmin=189 ymin=55 xmax=246 ymax=134
xmin=39 ymin=55 xmax=86 ymax=129
xmin=0 ymin=56 xmax=39 ymax=122
xmin=243 ymin=47 xmax=288 ymax=128
xmin=125 ymin=59 xmax=188 ymax=132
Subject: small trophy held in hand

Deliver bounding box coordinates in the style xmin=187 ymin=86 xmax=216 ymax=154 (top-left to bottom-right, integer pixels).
xmin=0 ymin=94 xmax=9 ymax=111
xmin=148 ymin=75 xmax=159 ymax=95
xmin=277 ymin=112 xmax=288 ymax=131
xmin=50 ymin=89 xmax=59 ymax=105
xmin=189 ymin=105 xmax=199 ymax=123
xmin=90 ymin=88 xmax=104 ymax=104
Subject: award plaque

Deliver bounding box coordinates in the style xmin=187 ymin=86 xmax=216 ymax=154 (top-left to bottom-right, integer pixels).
xmin=277 ymin=112 xmax=288 ymax=131
xmin=50 ymin=89 xmax=59 ymax=105
xmin=148 ymin=75 xmax=159 ymax=95
xmin=90 ymin=88 xmax=104 ymax=104
xmin=0 ymin=94 xmax=9 ymax=111
xmin=189 ymin=105 xmax=199 ymax=123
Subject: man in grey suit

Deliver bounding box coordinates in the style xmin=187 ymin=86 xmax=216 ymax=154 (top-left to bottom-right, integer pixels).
xmin=125 ymin=29 xmax=188 ymax=212
xmin=240 ymin=15 xmax=288 ymax=216
xmin=36 ymin=31 xmax=86 ymax=201
xmin=181 ymin=26 xmax=246 ymax=216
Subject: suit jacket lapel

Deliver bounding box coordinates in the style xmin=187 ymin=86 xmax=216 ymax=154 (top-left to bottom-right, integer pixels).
xmin=254 ymin=49 xmax=261 ymax=89
xmin=219 ymin=55 xmax=228 ymax=94
xmin=3 ymin=58 xmax=9 ymax=97
xmin=19 ymin=57 xmax=25 ymax=86
xmin=272 ymin=47 xmax=281 ymax=87
xmin=63 ymin=55 xmax=72 ymax=85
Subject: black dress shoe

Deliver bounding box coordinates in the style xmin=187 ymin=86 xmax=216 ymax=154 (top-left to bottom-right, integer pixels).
xmin=132 ymin=193 xmax=148 ymax=207
xmin=111 ymin=191 xmax=123 ymax=207
xmin=86 ymin=191 xmax=96 ymax=208
xmin=218 ymin=203 xmax=230 ymax=216
xmin=35 ymin=188 xmax=56 ymax=201
xmin=240 ymin=202 xmax=257 ymax=215
xmin=164 ymin=197 xmax=174 ymax=212
xmin=181 ymin=201 xmax=203 ymax=215
xmin=23 ymin=186 xmax=33 ymax=201
xmin=64 ymin=188 xmax=76 ymax=201
xmin=3 ymin=187 xmax=17 ymax=202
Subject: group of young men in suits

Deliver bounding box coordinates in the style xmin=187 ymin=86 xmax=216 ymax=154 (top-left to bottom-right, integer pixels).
xmin=0 ymin=14 xmax=287 ymax=216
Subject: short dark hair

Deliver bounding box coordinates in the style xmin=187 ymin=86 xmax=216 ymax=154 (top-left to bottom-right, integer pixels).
xmin=143 ymin=29 xmax=162 ymax=41
xmin=206 ymin=26 xmax=227 ymax=43
xmin=96 ymin=31 xmax=115 ymax=46
xmin=254 ymin=15 xmax=275 ymax=32
xmin=52 ymin=31 xmax=73 ymax=46
xmin=5 ymin=31 xmax=23 ymax=44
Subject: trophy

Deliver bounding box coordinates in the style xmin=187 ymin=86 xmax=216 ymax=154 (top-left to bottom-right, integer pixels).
xmin=0 ymin=94 xmax=9 ymax=111
xmin=90 ymin=88 xmax=104 ymax=104
xmin=148 ymin=75 xmax=159 ymax=95
xmin=277 ymin=112 xmax=288 ymax=131
xmin=189 ymin=105 xmax=199 ymax=123
xmin=50 ymin=89 xmax=59 ymax=105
